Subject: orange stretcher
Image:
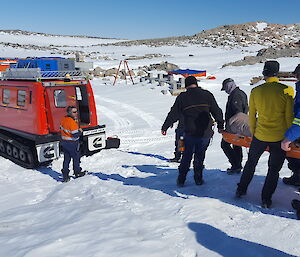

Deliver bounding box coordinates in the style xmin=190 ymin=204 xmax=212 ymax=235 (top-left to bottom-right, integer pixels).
xmin=222 ymin=132 xmax=300 ymax=159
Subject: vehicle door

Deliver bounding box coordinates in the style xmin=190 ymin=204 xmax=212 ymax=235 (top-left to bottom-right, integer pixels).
xmin=44 ymin=85 xmax=77 ymax=133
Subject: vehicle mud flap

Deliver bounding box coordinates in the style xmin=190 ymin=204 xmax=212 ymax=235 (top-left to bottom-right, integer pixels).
xmin=105 ymin=137 xmax=120 ymax=149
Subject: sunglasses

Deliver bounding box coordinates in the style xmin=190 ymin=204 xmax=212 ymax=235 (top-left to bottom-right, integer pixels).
xmin=72 ymin=111 xmax=78 ymax=113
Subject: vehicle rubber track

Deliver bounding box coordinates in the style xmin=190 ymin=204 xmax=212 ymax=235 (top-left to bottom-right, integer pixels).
xmin=0 ymin=132 xmax=38 ymax=169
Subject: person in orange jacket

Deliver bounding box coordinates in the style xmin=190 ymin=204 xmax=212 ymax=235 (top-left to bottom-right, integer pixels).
xmin=60 ymin=106 xmax=86 ymax=182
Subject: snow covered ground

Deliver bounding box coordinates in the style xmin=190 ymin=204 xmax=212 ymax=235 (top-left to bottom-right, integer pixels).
xmin=0 ymin=31 xmax=125 ymax=46
xmin=0 ymin=41 xmax=300 ymax=257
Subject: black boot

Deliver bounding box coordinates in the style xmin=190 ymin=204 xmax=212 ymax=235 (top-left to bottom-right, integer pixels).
xmin=63 ymin=175 xmax=70 ymax=182
xmin=291 ymin=199 xmax=300 ymax=209
xmin=169 ymin=157 xmax=181 ymax=163
xmin=177 ymin=174 xmax=186 ymax=187
xmin=227 ymin=167 xmax=242 ymax=175
xmin=291 ymin=199 xmax=300 ymax=220
xmin=194 ymin=170 xmax=203 ymax=185
xmin=169 ymin=152 xmax=181 ymax=163
xmin=61 ymin=169 xmax=70 ymax=182
xmin=261 ymin=198 xmax=272 ymax=208
xmin=74 ymin=170 xmax=86 ymax=178
xmin=283 ymin=173 xmax=300 ymax=186
xmin=235 ymin=184 xmax=246 ymax=198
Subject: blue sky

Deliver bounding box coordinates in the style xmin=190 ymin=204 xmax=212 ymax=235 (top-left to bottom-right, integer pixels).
xmin=1 ymin=0 xmax=299 ymax=39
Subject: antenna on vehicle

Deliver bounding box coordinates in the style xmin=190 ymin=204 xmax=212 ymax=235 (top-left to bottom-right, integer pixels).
xmin=113 ymin=60 xmax=134 ymax=86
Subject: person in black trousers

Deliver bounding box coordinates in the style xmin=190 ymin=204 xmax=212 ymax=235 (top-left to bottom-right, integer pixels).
xmin=236 ymin=61 xmax=294 ymax=208
xmin=281 ymin=64 xmax=300 ymax=219
xmin=220 ymin=78 xmax=248 ymax=174
xmin=162 ymin=76 xmax=224 ymax=186
xmin=282 ymin=64 xmax=300 ymax=187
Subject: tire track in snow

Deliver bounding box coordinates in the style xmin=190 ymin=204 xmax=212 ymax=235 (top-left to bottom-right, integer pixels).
xmin=121 ymin=133 xmax=173 ymax=145
xmin=97 ymin=105 xmax=149 ymax=138
xmin=110 ymin=128 xmax=147 ymax=135
xmin=95 ymin=95 xmax=162 ymax=129
xmin=95 ymin=95 xmax=173 ymax=147
xmin=96 ymin=104 xmax=132 ymax=131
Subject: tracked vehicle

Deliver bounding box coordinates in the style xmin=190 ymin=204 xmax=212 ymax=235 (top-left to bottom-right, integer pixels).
xmin=0 ymin=57 xmax=116 ymax=168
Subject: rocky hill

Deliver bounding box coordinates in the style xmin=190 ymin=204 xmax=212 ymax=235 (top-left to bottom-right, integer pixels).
xmin=0 ymin=22 xmax=299 ymax=67
xmin=223 ymin=42 xmax=300 ymax=67
xmin=1 ymin=22 xmax=299 ymax=49
xmin=107 ymin=22 xmax=300 ymax=48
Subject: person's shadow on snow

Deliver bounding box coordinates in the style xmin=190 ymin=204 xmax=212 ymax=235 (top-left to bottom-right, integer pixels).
xmin=92 ymin=164 xmax=297 ymax=219
xmin=188 ymin=222 xmax=297 ymax=257
xmin=35 ymin=166 xmax=61 ymax=182
xmin=93 ymin=164 xmax=180 ymax=198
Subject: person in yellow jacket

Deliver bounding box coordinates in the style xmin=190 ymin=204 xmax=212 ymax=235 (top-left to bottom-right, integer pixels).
xmin=60 ymin=106 xmax=86 ymax=182
xmin=236 ymin=61 xmax=294 ymax=208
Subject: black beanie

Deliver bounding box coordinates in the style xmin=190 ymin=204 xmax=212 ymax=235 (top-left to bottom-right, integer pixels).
xmin=185 ymin=76 xmax=198 ymax=88
xmin=262 ymin=61 xmax=280 ymax=77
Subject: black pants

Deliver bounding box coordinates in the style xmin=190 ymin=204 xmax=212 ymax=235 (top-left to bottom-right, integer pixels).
xmin=178 ymin=135 xmax=210 ymax=180
xmin=237 ymin=137 xmax=286 ymax=201
xmin=221 ymin=139 xmax=243 ymax=169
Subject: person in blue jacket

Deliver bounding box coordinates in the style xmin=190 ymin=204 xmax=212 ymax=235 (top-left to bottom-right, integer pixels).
xmin=281 ymin=64 xmax=300 ymax=219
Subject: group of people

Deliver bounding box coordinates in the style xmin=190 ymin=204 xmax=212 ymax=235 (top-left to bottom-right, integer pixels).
xmin=161 ymin=61 xmax=300 ymax=217
xmin=58 ymin=60 xmax=300 ymax=218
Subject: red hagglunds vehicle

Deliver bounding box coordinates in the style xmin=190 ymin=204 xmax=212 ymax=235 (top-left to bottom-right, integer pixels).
xmin=0 ymin=57 xmax=118 ymax=168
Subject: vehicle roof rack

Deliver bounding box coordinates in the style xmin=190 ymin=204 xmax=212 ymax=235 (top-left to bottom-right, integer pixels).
xmin=1 ymin=68 xmax=84 ymax=81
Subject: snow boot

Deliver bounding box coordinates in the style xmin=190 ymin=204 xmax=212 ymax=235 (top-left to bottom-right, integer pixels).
xmin=75 ymin=170 xmax=86 ymax=178
xmin=194 ymin=176 xmax=203 ymax=185
xmin=169 ymin=152 xmax=181 ymax=163
xmin=62 ymin=175 xmax=70 ymax=183
xmin=235 ymin=187 xmax=246 ymax=198
xmin=177 ymin=174 xmax=186 ymax=187
xmin=169 ymin=157 xmax=181 ymax=163
xmin=61 ymin=169 xmax=70 ymax=183
xmin=282 ymin=173 xmax=300 ymax=186
xmin=227 ymin=166 xmax=242 ymax=175
xmin=194 ymin=170 xmax=203 ymax=185
xmin=261 ymin=199 xmax=272 ymax=209
xmin=291 ymin=199 xmax=300 ymax=220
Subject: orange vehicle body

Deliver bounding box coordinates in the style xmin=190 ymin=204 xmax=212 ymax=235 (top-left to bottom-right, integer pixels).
xmin=0 ymin=78 xmax=108 ymax=168
xmin=0 ymin=80 xmax=97 ymax=134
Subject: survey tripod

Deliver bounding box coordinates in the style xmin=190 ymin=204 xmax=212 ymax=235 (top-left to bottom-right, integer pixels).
xmin=113 ymin=60 xmax=134 ymax=85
